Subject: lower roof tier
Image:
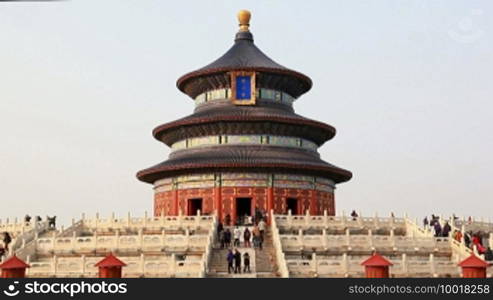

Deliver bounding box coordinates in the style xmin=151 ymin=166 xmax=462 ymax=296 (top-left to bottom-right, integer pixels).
xmin=137 ymin=145 xmax=352 ymax=184
xmin=154 ymin=116 xmax=335 ymax=149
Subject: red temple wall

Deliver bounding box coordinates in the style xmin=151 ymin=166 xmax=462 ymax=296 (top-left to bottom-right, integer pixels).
xmin=154 ymin=186 xmax=334 ymax=223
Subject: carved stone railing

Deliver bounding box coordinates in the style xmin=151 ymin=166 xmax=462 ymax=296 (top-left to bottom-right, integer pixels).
xmin=199 ymin=213 xmax=217 ymax=277
xmin=274 ymin=211 xmax=406 ymax=231
xmin=34 ymin=231 xmax=210 ymax=254
xmin=78 ymin=212 xmax=215 ymax=232
xmin=0 ymin=218 xmax=39 ymax=235
xmin=26 ymin=253 xmax=204 ymax=278
xmin=270 ymin=210 xmax=289 ymax=278
xmin=286 ymin=253 xmax=461 ymax=278
xmin=3 ymin=220 xmax=50 ymax=261
xmin=279 ymin=232 xmax=451 ymax=254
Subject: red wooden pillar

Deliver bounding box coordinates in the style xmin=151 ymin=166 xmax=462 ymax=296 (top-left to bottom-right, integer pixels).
xmin=458 ymin=254 xmax=489 ymax=278
xmin=0 ymin=255 xmax=30 ymax=278
xmin=361 ymin=253 xmax=393 ymax=278
xmin=214 ymin=187 xmax=222 ymax=222
xmin=173 ymin=188 xmax=179 ymax=215
xmin=310 ymin=190 xmax=317 ymax=215
xmin=95 ymin=253 xmax=127 ymax=278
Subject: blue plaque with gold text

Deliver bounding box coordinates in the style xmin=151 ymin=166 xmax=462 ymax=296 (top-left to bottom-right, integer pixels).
xmin=236 ymin=76 xmax=251 ymax=100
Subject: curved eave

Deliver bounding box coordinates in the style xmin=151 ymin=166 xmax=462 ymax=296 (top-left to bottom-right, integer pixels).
xmin=176 ymin=67 xmax=312 ymax=99
xmin=137 ymin=162 xmax=352 ymax=185
xmin=152 ymin=115 xmax=336 ymax=146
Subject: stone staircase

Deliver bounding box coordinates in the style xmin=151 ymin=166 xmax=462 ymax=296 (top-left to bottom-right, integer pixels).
xmin=255 ymin=229 xmax=280 ymax=278
xmin=206 ymin=226 xmax=280 ymax=278
xmin=207 ymin=247 xmax=256 ymax=278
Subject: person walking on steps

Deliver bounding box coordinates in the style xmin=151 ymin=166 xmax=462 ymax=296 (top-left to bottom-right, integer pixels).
xmin=234 ymin=249 xmax=242 ymax=274
xmin=243 ymin=252 xmax=251 ymax=273
xmin=224 ymin=228 xmax=232 ymax=248
xmin=227 ymin=249 xmax=234 ymax=274
xmin=2 ymin=232 xmax=12 ymax=252
xmin=258 ymin=219 xmax=266 ymax=243
xmin=217 ymin=221 xmax=224 ymax=241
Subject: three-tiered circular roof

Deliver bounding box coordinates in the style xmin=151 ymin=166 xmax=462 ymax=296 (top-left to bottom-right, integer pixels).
xmin=137 ymin=10 xmax=352 ymax=184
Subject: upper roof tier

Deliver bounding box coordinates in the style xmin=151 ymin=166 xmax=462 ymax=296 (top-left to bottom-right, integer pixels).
xmin=176 ymin=10 xmax=312 ymax=99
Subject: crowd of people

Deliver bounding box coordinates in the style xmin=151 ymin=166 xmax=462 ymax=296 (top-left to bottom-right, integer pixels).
xmin=0 ymin=215 xmax=57 ymax=259
xmin=226 ymin=249 xmax=251 ymax=274
xmin=424 ymin=214 xmax=493 ymax=261
xmin=24 ymin=214 xmax=57 ymax=228
xmin=217 ymin=218 xmax=267 ymax=250
xmin=216 ymin=207 xmax=269 ymax=274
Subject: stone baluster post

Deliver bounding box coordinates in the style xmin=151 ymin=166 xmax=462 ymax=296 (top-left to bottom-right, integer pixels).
xmin=323 ymin=210 xmax=328 ymax=228
xmin=402 ymin=253 xmax=408 ymax=276
xmin=368 ymin=229 xmax=373 ymax=249
xmin=170 ymin=253 xmax=176 ymax=276
xmin=357 ymin=212 xmax=363 ymax=226
xmin=390 ymin=229 xmax=396 ymax=250
xmin=140 ymin=253 xmax=145 ymax=275
xmin=429 ymin=253 xmax=435 ymax=277
xmin=312 ymin=253 xmax=317 ymax=275
xmin=298 ymin=229 xmax=303 ymax=250
xmin=144 ymin=211 xmax=148 ymax=228
xmin=95 ymin=212 xmax=100 ymax=230
xmin=322 ymin=229 xmax=328 ymax=250
xmin=473 ymin=244 xmax=479 ymax=256
xmin=93 ymin=231 xmax=98 ymax=252
xmin=373 ymin=212 xmax=379 ymax=227
xmin=71 ymin=232 xmax=77 ymax=252
xmin=345 ymin=228 xmax=350 ymax=248
xmin=196 ymin=210 xmax=201 ymax=227
xmin=52 ymin=234 xmax=56 ymax=252
xmin=127 ymin=212 xmax=131 ymax=228
xmin=52 ymin=255 xmax=58 ymax=277
xmin=161 ymin=229 xmax=166 ymax=250
xmin=25 ymin=255 xmax=31 ymax=277
xmin=138 ymin=229 xmax=143 ymax=251
xmin=81 ymin=255 xmax=86 ymax=276
xmin=342 ymin=253 xmax=348 ymax=276
xmin=115 ymin=230 xmax=120 ymax=251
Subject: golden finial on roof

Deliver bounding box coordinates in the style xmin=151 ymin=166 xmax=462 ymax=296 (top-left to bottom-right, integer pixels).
xmin=237 ymin=10 xmax=251 ymax=32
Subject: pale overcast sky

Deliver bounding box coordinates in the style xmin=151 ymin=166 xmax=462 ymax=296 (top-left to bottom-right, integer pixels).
xmin=0 ymin=0 xmax=492 ymax=225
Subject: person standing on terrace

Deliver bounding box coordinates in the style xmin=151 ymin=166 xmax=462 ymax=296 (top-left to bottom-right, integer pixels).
xmin=233 ymin=226 xmax=241 ymax=247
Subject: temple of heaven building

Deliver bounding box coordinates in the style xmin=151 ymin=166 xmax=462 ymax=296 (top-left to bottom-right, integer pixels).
xmin=137 ymin=10 xmax=352 ymax=224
